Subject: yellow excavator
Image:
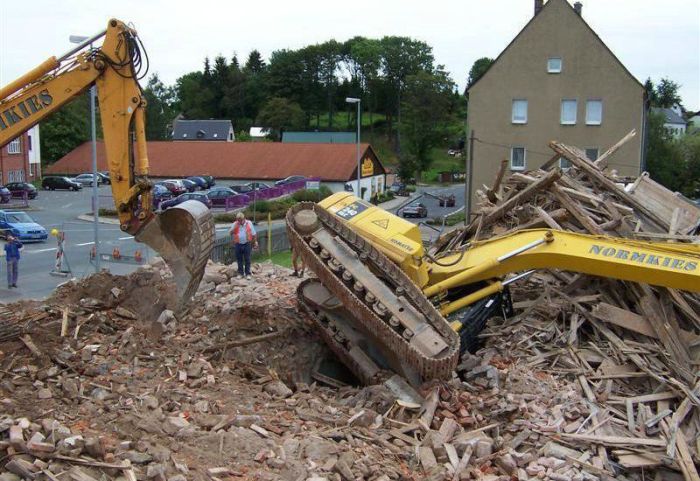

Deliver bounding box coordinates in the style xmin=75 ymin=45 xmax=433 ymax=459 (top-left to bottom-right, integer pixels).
xmin=0 ymin=19 xmax=214 ymax=306
xmin=287 ymin=192 xmax=700 ymax=387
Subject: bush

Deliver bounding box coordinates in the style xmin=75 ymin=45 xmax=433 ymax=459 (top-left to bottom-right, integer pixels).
xmin=251 ymin=199 xmax=271 ymax=213
xmin=98 ymin=208 xmax=117 ymax=217
xmin=292 ymin=186 xmax=333 ymax=202
xmin=213 ymin=213 xmax=236 ymax=223
xmin=371 ymin=191 xmax=395 ymax=204
xmin=244 ymin=197 xmax=296 ymax=220
xmin=406 ymin=185 xmax=417 ymax=193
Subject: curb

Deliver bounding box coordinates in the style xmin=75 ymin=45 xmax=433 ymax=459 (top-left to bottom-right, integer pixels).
xmin=77 ymin=214 xmax=121 ymax=225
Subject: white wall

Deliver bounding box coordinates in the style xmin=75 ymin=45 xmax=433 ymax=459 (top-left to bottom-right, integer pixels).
xmin=28 ymin=125 xmax=40 ymax=164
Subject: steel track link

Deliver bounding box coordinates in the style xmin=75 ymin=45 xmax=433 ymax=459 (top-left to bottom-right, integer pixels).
xmin=286 ymin=203 xmax=459 ymax=385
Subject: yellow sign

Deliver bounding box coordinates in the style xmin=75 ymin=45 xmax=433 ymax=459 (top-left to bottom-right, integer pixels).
xmin=361 ymin=158 xmax=374 ymax=177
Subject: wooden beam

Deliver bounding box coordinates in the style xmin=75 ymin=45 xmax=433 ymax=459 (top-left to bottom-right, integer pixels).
xmin=590 ymin=302 xmax=657 ymax=338
xmin=486 ymin=159 xmax=508 ymax=203
xmin=552 ymin=185 xmax=606 ymax=235
xmin=550 ymin=141 xmax=669 ymax=230
xmin=480 ymin=169 xmax=561 ymax=228
xmin=594 ymin=129 xmax=637 ymax=169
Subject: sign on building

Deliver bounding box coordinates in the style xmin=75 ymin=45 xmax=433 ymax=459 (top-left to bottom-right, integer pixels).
xmin=305 ymin=180 xmax=320 ymax=190
xmin=361 ymin=158 xmax=374 ymax=177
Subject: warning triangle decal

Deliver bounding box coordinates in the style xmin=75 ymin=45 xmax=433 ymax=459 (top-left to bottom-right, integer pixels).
xmin=372 ymin=219 xmax=389 ymax=229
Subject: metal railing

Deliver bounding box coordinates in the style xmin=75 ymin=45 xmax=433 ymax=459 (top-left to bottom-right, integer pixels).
xmin=210 ymin=224 xmax=291 ymax=264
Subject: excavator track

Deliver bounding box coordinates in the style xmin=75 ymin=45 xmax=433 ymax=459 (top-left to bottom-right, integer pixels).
xmin=287 ymin=203 xmax=459 ymax=386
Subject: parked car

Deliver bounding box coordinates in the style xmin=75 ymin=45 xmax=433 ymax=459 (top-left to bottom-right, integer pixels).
xmin=42 ymin=176 xmax=83 ymax=191
xmin=186 ymin=176 xmax=208 ymax=190
xmin=181 ymin=179 xmax=198 ymax=193
xmin=438 ymin=194 xmax=456 ymax=207
xmin=0 ymin=210 xmax=47 ymax=241
xmin=275 ymin=175 xmax=306 ymax=186
xmin=210 ymin=185 xmax=243 ymax=194
xmin=246 ymin=182 xmax=271 ymax=191
xmin=151 ymin=184 xmax=173 ymax=207
xmin=402 ymin=203 xmax=428 ymax=218
xmin=200 ymin=175 xmax=216 ymax=188
xmin=156 ymin=180 xmax=187 ymax=196
xmin=5 ymin=182 xmax=38 ymax=199
xmin=0 ymin=186 xmax=11 ymax=203
xmin=73 ymin=173 xmax=102 ymax=186
xmin=160 ymin=192 xmax=213 ymax=210
xmin=207 ymin=187 xmax=240 ymax=207
xmin=96 ymin=172 xmax=111 ymax=185
xmin=389 ymin=182 xmax=409 ymax=197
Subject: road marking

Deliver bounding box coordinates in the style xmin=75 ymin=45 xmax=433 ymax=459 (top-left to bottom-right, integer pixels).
xmin=27 ymin=248 xmax=58 ymax=253
xmin=75 ymin=241 xmax=95 ymax=246
xmin=119 ymin=236 xmax=134 ymax=240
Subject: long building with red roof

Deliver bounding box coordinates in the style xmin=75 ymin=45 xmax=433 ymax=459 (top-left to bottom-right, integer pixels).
xmin=46 ymin=141 xmax=389 ymax=200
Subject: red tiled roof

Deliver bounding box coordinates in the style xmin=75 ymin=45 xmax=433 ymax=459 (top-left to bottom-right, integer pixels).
xmin=46 ymin=141 xmax=380 ymax=182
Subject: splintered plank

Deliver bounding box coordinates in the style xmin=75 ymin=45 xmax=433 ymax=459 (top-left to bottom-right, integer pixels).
xmin=590 ymin=303 xmax=657 ymax=338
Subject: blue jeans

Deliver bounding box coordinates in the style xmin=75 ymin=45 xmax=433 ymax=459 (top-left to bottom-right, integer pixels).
xmin=235 ymin=243 xmax=252 ymax=275
xmin=7 ymin=259 xmax=18 ymax=287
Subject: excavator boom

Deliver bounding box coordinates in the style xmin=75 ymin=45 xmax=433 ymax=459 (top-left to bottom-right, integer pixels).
xmin=0 ymin=20 xmax=214 ymax=307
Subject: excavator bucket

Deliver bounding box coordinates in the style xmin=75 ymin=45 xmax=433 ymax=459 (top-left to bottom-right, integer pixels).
xmin=135 ymin=200 xmax=215 ymax=310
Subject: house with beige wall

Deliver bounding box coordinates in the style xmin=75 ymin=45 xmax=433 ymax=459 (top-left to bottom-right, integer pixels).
xmin=467 ymin=0 xmax=646 ymax=201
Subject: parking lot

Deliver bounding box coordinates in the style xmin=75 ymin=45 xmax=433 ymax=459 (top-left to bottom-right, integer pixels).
xmin=0 ymin=184 xmax=238 ymax=301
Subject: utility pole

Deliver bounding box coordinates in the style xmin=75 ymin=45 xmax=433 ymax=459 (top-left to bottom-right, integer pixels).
xmin=465 ymin=130 xmax=475 ymax=226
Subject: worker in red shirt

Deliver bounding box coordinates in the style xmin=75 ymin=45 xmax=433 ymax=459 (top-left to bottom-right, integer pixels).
xmin=230 ymin=212 xmax=258 ymax=279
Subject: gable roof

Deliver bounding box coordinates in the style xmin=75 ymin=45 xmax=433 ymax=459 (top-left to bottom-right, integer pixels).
xmin=172 ymin=120 xmax=233 ymax=141
xmin=652 ymin=107 xmax=687 ymax=125
xmin=467 ymin=0 xmax=644 ymax=93
xmin=46 ymin=141 xmax=381 ymax=182
xmin=282 ymin=132 xmax=356 ymax=144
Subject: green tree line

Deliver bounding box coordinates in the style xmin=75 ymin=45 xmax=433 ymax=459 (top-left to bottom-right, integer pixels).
xmin=39 ymin=36 xmax=465 ymax=181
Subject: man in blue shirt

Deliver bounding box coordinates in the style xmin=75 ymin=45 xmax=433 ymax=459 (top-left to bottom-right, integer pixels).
xmin=4 ymin=235 xmax=23 ymax=288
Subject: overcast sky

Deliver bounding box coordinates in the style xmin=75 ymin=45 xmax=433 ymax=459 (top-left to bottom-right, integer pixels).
xmin=1 ymin=0 xmax=699 ymax=109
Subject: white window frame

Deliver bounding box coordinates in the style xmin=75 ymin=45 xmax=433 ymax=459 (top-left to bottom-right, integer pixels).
xmin=585 ymin=148 xmax=599 ymax=161
xmin=7 ymin=138 xmax=21 ymax=154
xmin=511 ymin=99 xmax=528 ymax=124
xmin=510 ymin=147 xmax=526 ymax=171
xmin=29 ymin=163 xmax=34 ymax=177
xmin=585 ymin=99 xmax=603 ymax=125
xmin=561 ymin=99 xmax=577 ymax=125
xmin=547 ymin=57 xmax=562 ymax=73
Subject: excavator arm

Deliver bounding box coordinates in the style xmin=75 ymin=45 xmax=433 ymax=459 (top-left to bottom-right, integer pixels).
xmin=0 ymin=19 xmax=214 ymax=306
xmin=288 ymin=193 xmax=700 ymax=386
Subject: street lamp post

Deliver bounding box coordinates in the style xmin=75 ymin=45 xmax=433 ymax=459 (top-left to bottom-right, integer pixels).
xmin=70 ymin=35 xmax=99 ymax=272
xmin=345 ymin=97 xmax=361 ymax=200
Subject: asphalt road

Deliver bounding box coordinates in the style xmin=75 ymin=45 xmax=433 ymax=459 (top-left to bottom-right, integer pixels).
xmin=0 ymin=185 xmax=237 ymax=302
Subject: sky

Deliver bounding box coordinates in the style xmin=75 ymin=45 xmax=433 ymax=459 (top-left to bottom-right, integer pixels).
xmin=1 ymin=0 xmax=699 ymax=109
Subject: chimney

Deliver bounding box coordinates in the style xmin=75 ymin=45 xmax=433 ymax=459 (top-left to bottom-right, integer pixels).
xmin=574 ymin=2 xmax=583 ymax=16
xmin=534 ymin=0 xmax=544 ymax=16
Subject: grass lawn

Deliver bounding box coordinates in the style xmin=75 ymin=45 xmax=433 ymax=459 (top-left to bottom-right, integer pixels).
xmin=253 ymin=249 xmax=292 ymax=268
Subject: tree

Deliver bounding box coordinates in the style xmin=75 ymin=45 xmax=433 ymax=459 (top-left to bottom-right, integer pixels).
xmin=655 ymin=78 xmax=682 ymax=109
xmin=143 ymin=74 xmax=175 ymax=140
xmin=256 ymin=97 xmax=305 ymax=140
xmin=467 ymin=57 xmax=494 ymax=88
xmin=646 ymin=110 xmax=685 ymax=192
xmin=40 ymin=97 xmax=90 ymax=164
xmin=380 ymin=37 xmax=435 ymax=149
xmin=244 ymin=50 xmax=266 ymax=74
xmin=399 ymin=70 xmax=457 ymax=180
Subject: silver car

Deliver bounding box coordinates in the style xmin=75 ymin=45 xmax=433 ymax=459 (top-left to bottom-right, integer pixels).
xmin=73 ymin=173 xmax=102 ymax=186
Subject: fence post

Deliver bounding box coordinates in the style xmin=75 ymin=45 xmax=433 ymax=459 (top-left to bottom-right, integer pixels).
xmin=267 ymin=212 xmax=272 ymax=258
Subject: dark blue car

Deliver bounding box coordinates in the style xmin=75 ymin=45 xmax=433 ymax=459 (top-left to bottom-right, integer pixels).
xmin=160 ymin=192 xmax=212 ymax=210
xmin=186 ymin=176 xmax=208 ymax=190
xmin=151 ymin=184 xmax=173 ymax=208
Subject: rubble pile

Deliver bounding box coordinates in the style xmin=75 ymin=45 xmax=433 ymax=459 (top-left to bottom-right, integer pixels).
xmin=433 ymin=136 xmax=700 ymax=480
xmin=1 ymin=134 xmax=699 ymax=480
